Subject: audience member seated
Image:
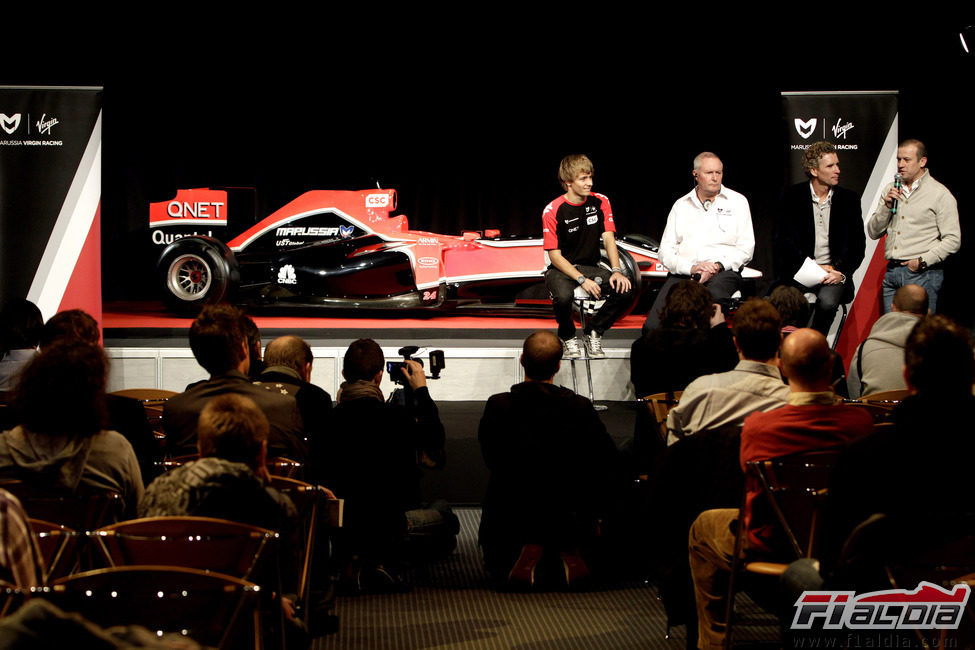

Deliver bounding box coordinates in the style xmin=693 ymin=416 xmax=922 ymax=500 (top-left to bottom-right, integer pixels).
xmin=0 ymin=342 xmax=143 ymax=517
xmin=254 ymin=335 xmax=332 ymax=480
xmin=0 ymin=299 xmax=42 ymax=394
xmin=162 ymin=305 xmax=306 ymax=460
xmin=39 ymin=309 xmax=158 ymax=484
xmin=688 ymin=329 xmax=874 ymax=649
xmin=630 ymin=280 xmax=738 ymax=398
xmin=666 ymin=299 xmax=789 ymax=446
xmin=824 ymin=314 xmax=975 ymax=571
xmin=768 ymin=286 xmax=851 ymax=397
xmin=141 ymin=394 xmax=301 ymax=596
xmin=324 ymin=338 xmax=455 ymax=592
xmin=0 ymin=487 xmax=44 ymax=588
xmin=243 ymin=314 xmax=266 ymax=380
xmin=478 ymin=331 xmax=622 ymax=589
xmin=846 ymin=284 xmax=928 ymax=399
xmin=767 ymin=285 xmax=810 ymax=334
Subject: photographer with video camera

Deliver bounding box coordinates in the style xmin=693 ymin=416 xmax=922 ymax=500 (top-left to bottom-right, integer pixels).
xmin=325 ymin=338 xmax=457 ymax=593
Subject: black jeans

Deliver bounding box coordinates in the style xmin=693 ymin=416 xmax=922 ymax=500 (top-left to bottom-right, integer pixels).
xmin=545 ymin=265 xmax=633 ymax=340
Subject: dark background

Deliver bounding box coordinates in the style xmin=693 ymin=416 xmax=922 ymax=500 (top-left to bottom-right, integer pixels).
xmin=5 ymin=14 xmax=974 ymax=324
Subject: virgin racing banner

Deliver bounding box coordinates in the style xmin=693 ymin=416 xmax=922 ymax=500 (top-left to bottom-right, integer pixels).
xmin=0 ymin=86 xmax=102 ymax=323
xmin=781 ymin=91 xmax=898 ymax=366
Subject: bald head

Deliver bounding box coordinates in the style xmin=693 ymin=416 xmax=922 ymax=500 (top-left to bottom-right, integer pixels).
xmin=780 ymin=328 xmax=833 ymax=391
xmin=521 ymin=330 xmax=562 ymax=381
xmin=891 ymin=284 xmax=928 ymax=316
xmin=264 ymin=335 xmax=313 ymax=379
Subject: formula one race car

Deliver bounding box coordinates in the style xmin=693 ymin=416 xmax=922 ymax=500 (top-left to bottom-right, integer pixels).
xmin=151 ymin=187 xmax=759 ymax=316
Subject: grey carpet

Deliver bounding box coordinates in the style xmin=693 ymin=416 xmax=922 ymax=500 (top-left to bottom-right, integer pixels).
xmin=314 ymin=507 xmax=771 ymax=649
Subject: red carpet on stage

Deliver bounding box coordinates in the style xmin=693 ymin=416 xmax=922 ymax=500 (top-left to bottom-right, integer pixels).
xmin=102 ymin=301 xmax=646 ymax=332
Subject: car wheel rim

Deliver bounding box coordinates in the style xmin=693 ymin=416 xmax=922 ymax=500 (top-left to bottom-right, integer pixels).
xmin=168 ymin=254 xmax=212 ymax=300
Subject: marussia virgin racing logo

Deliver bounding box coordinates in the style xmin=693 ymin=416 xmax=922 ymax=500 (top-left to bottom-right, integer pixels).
xmin=792 ymin=582 xmax=971 ymax=631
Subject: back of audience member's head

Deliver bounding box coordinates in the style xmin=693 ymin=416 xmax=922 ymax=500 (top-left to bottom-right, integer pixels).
xmin=343 ymin=338 xmax=384 ymax=382
xmin=891 ymin=284 xmax=928 ymax=316
xmin=732 ymin=299 xmax=783 ymax=362
xmin=521 ymin=331 xmax=562 ymax=381
xmin=904 ymin=315 xmax=974 ymax=397
xmin=197 ymin=394 xmax=269 ymax=471
xmin=264 ymin=336 xmax=312 ymax=376
xmin=659 ymin=280 xmax=712 ymax=330
xmin=768 ymin=286 xmax=811 ymax=329
xmin=189 ymin=305 xmax=247 ymax=375
xmin=243 ymin=315 xmax=262 ymax=361
xmin=39 ymin=309 xmax=100 ymax=348
xmin=14 ymin=342 xmax=107 ymax=438
xmin=779 ymin=328 xmax=833 ymax=389
xmin=0 ymin=299 xmax=43 ymax=353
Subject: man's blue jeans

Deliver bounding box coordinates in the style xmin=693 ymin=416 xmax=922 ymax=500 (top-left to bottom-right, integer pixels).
xmin=882 ymin=265 xmax=943 ymax=313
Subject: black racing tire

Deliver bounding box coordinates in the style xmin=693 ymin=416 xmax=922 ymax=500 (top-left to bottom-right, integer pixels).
xmin=570 ymin=247 xmax=643 ymax=322
xmin=157 ymin=236 xmax=238 ymax=313
xmin=599 ymin=246 xmax=642 ymax=316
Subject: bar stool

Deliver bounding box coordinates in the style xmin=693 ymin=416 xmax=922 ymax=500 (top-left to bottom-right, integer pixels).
xmin=567 ymin=285 xmax=607 ymax=411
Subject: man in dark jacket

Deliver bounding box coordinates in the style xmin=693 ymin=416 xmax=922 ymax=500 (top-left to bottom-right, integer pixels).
xmin=478 ymin=330 xmax=621 ymax=587
xmin=773 ymin=141 xmax=865 ymax=334
xmin=324 ymin=338 xmax=453 ymax=590
xmin=255 ymin=335 xmax=332 ymax=480
xmin=162 ymin=305 xmax=305 ymax=460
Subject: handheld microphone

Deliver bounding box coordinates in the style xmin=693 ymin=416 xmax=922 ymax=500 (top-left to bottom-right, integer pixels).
xmin=892 ymin=173 xmax=903 ymax=215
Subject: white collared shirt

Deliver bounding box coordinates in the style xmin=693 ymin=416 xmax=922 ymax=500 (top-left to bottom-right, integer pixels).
xmin=659 ymin=184 xmax=755 ymax=276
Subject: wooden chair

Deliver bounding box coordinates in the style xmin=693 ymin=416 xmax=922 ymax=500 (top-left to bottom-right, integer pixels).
xmin=29 ymin=518 xmax=81 ymax=583
xmin=89 ymin=516 xmax=278 ymax=584
xmin=640 ymin=390 xmax=682 ymax=444
xmin=0 ymin=480 xmax=124 ymax=532
xmin=830 ymin=512 xmax=975 ymax=650
xmin=43 ymin=565 xmax=262 ymax=649
xmin=724 ymin=448 xmax=842 ymax=648
xmin=859 ymin=388 xmax=910 ymax=406
xmin=110 ymin=388 xmax=177 ymax=458
xmin=156 ymin=454 xmax=304 ymax=479
xmin=267 ymin=475 xmax=335 ymax=627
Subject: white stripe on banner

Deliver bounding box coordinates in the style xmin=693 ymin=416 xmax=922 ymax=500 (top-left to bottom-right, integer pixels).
xmin=850 ymin=115 xmax=899 ymax=295
xmin=27 ymin=110 xmax=102 ymax=320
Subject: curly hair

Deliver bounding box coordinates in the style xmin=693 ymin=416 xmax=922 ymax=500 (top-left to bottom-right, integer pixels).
xmin=660 ymin=280 xmax=712 ymax=330
xmin=14 ymin=342 xmax=107 ymax=437
xmin=801 ymin=141 xmax=837 ymax=176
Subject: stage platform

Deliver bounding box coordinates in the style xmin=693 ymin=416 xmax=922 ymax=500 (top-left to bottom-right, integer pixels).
xmin=102 ymin=301 xmax=645 ymax=402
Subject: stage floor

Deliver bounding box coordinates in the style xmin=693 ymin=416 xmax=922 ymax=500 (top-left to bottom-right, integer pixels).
xmin=103 ymin=300 xmax=646 ymax=348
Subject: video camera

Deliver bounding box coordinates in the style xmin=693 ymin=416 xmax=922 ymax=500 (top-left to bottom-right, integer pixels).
xmin=386 ymin=345 xmax=445 ymax=386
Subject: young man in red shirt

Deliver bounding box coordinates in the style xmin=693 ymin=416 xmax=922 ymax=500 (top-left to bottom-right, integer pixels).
xmin=542 ymin=155 xmax=632 ymax=358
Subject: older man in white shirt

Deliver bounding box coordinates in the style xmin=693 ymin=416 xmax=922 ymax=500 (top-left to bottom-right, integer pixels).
xmin=643 ymin=152 xmax=755 ymax=333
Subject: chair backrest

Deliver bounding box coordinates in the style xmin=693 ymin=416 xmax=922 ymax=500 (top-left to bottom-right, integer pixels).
xmin=746 ymin=447 xmax=843 ymax=559
xmin=90 ymin=515 xmax=277 ymax=583
xmin=0 ymin=480 xmax=124 ymax=531
xmin=155 ymin=453 xmax=304 ymax=479
xmin=641 ymin=390 xmax=682 ymax=443
xmin=44 ymin=565 xmax=262 ymax=649
xmin=266 ymin=475 xmax=327 ymax=621
xmin=859 ymin=388 xmax=910 ymax=406
xmin=29 ymin=518 xmax=81 ymax=583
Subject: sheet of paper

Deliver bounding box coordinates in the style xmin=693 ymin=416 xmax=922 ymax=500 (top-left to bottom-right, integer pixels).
xmin=793 ymin=257 xmax=828 ymax=288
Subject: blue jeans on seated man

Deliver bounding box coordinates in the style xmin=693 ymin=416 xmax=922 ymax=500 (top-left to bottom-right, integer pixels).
xmin=882 ymin=265 xmax=943 ymax=314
